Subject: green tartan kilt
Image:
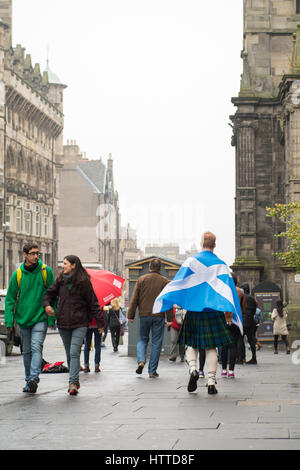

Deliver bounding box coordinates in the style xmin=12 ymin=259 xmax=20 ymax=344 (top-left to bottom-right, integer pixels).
xmin=178 ymin=310 xmax=234 ymax=350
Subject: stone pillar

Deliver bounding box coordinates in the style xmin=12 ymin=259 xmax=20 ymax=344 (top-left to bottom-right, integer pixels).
xmin=231 ymin=121 xmax=263 ymax=288
xmin=285 ymin=104 xmax=300 ymax=203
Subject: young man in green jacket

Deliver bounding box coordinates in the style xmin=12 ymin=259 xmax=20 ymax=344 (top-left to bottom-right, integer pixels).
xmin=5 ymin=243 xmax=55 ymax=393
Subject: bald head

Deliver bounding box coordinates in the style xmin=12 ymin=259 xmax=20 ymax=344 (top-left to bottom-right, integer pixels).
xmin=201 ymin=232 xmax=216 ymax=251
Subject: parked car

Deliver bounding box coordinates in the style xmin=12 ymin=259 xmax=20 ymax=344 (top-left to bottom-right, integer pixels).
xmin=0 ymin=289 xmax=22 ymax=355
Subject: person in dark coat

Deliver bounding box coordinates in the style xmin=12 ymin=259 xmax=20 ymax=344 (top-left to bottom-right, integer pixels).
xmin=43 ymin=255 xmax=104 ymax=395
xmin=239 ymin=283 xmax=258 ymax=364
xmin=108 ymin=298 xmax=122 ymax=352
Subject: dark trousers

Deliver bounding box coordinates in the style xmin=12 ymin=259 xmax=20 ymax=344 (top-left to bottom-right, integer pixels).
xmin=84 ymin=328 xmax=102 ymax=366
xmin=110 ymin=326 xmax=120 ymax=350
xmin=199 ymin=349 xmax=206 ymax=370
xmin=274 ymin=335 xmax=289 ymax=350
xmin=242 ymin=326 xmax=257 ymax=361
xmin=221 ymin=324 xmax=241 ymax=371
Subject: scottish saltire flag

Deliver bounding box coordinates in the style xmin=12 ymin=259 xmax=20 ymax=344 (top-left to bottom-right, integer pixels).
xmin=153 ymin=251 xmax=243 ymax=334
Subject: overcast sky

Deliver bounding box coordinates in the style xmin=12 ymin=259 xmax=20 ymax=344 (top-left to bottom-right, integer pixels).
xmin=13 ymin=0 xmax=243 ymax=265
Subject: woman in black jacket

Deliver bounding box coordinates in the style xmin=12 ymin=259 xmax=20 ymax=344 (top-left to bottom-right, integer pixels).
xmin=43 ymin=255 xmax=104 ymax=395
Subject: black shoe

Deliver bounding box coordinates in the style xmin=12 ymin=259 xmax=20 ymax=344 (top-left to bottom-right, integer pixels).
xmin=187 ymin=370 xmax=199 ymax=392
xmin=168 ymin=357 xmax=176 ymax=362
xmin=246 ymin=358 xmax=257 ymax=364
xmin=208 ymin=385 xmax=218 ymax=395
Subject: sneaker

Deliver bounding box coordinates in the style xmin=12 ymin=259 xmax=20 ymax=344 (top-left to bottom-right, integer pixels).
xmin=228 ymin=372 xmax=235 ymax=378
xmin=199 ymin=370 xmax=205 ymax=378
xmin=68 ymin=383 xmax=79 ymax=396
xmin=221 ymin=370 xmax=227 ymax=377
xmin=27 ymin=378 xmax=38 ymax=393
xmin=136 ymin=361 xmax=145 ymax=375
xmin=187 ymin=370 xmax=199 ymax=392
xmin=149 ymin=372 xmax=159 ymax=378
xmin=208 ymin=385 xmax=218 ymax=395
xmin=22 ymin=382 xmax=31 ymax=393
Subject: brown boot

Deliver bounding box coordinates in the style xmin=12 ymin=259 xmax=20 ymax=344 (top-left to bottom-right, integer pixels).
xmin=95 ymin=365 xmax=101 ymax=372
xmin=68 ymin=383 xmax=79 ymax=395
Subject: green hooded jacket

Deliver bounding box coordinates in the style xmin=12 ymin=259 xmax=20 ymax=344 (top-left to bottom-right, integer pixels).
xmin=5 ymin=259 xmax=55 ymax=328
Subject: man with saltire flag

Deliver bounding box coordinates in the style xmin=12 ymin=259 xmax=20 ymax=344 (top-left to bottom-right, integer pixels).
xmin=153 ymin=232 xmax=243 ymax=395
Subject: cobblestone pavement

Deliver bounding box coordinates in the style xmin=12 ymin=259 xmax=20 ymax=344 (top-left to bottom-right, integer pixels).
xmin=0 ymin=331 xmax=300 ymax=451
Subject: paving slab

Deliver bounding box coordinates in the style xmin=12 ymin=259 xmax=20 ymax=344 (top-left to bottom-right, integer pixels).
xmin=0 ymin=332 xmax=300 ymax=451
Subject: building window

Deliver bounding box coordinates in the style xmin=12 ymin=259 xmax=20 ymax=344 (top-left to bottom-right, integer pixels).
xmin=43 ymin=208 xmax=49 ymax=238
xmin=297 ymin=0 xmax=300 ymax=14
xmin=35 ymin=205 xmax=40 ymax=236
xmin=24 ymin=211 xmax=31 ymax=235
xmin=16 ymin=208 xmax=22 ymax=233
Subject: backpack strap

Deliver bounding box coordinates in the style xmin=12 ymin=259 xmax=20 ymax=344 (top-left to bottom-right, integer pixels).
xmin=16 ymin=267 xmax=22 ymax=291
xmin=16 ymin=264 xmax=48 ymax=291
xmin=41 ymin=264 xmax=48 ymax=288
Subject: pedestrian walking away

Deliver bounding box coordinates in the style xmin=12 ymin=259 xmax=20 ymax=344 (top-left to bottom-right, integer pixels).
xmin=107 ymin=298 xmax=125 ymax=352
xmin=220 ymin=273 xmax=243 ymax=377
xmin=153 ymin=232 xmax=243 ymax=395
xmin=239 ymin=283 xmax=258 ymax=364
xmin=4 ymin=243 xmax=55 ymax=394
xmin=168 ymin=306 xmax=185 ymax=363
xmin=272 ymin=299 xmax=290 ymax=354
xmin=128 ymin=258 xmax=173 ymax=378
xmin=83 ymin=316 xmax=103 ymax=373
xmin=43 ymin=255 xmax=104 ymax=396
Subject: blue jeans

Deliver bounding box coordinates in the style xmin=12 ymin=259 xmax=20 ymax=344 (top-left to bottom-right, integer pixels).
xmin=59 ymin=327 xmax=88 ymax=385
xmin=137 ymin=316 xmax=165 ymax=374
xmin=84 ymin=328 xmax=102 ymax=366
xmin=19 ymin=321 xmax=48 ymax=383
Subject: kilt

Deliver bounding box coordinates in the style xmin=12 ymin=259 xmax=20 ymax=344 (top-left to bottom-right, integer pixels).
xmin=178 ymin=310 xmax=234 ymax=350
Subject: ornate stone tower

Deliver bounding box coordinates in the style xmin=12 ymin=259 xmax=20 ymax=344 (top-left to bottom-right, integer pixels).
xmin=0 ymin=0 xmax=66 ymax=285
xmin=231 ymin=0 xmax=300 ymax=304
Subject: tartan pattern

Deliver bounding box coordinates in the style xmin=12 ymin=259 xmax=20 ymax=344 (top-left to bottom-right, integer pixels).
xmin=178 ymin=310 xmax=234 ymax=350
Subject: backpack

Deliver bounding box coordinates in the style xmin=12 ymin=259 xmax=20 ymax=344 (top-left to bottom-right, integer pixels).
xmin=254 ymin=307 xmax=263 ymax=325
xmin=16 ymin=264 xmax=48 ymax=291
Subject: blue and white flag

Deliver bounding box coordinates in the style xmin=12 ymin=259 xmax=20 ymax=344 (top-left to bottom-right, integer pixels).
xmin=153 ymin=251 xmax=243 ymax=334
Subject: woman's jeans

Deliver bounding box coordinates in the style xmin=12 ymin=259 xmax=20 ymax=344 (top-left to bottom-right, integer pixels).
xmin=137 ymin=316 xmax=165 ymax=374
xmin=84 ymin=328 xmax=102 ymax=366
xmin=169 ymin=327 xmax=185 ymax=360
xmin=19 ymin=321 xmax=48 ymax=383
xmin=59 ymin=327 xmax=87 ymax=385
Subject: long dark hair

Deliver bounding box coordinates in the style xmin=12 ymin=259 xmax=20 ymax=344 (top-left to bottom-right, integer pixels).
xmin=57 ymin=255 xmax=92 ymax=296
xmin=276 ymin=299 xmax=284 ymax=317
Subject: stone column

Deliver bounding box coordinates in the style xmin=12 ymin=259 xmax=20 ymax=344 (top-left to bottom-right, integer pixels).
xmin=231 ymin=121 xmax=263 ymax=287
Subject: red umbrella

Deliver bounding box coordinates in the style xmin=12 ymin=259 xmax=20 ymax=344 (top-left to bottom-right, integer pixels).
xmin=86 ymin=269 xmax=125 ymax=307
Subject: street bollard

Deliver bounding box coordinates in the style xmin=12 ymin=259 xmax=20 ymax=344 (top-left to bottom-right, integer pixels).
xmin=0 ymin=340 xmax=6 ymax=365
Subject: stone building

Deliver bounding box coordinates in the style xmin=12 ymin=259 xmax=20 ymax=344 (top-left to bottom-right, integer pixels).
xmin=0 ymin=0 xmax=65 ymax=286
xmin=58 ymin=142 xmax=139 ymax=278
xmin=231 ymin=0 xmax=300 ymax=307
